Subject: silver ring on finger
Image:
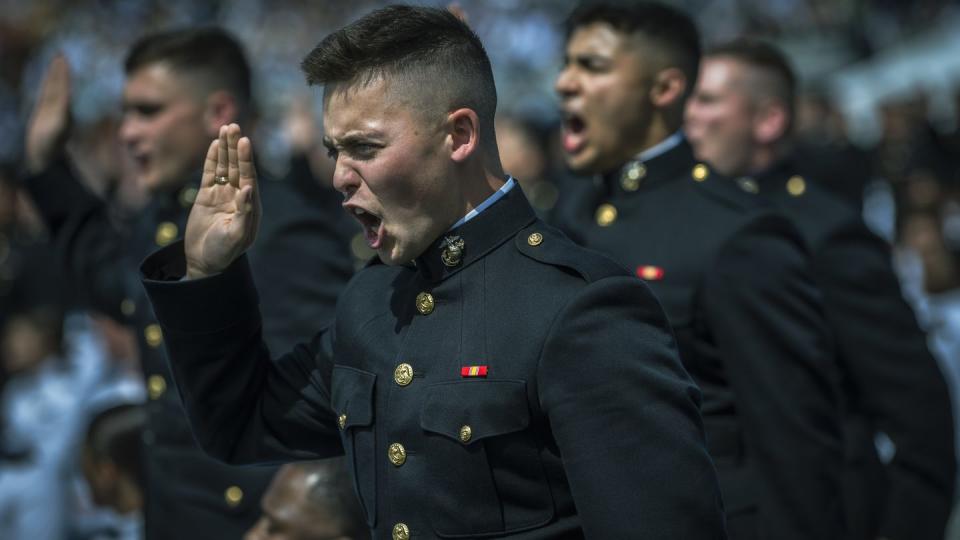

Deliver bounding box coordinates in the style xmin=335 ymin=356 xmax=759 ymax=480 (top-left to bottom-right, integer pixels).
xmin=214 ymin=175 xmax=229 ymax=185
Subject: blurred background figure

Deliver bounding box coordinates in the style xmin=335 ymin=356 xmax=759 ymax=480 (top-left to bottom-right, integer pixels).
xmin=81 ymin=403 xmax=147 ymax=540
xmin=684 ymin=38 xmax=955 ymax=540
xmin=245 ymin=460 xmax=369 ymax=540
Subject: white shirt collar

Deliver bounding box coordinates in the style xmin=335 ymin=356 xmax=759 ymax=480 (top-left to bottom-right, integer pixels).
xmin=448 ymin=177 xmax=516 ymax=231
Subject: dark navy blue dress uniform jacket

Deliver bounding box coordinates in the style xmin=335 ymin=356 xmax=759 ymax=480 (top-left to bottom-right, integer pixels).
xmin=752 ymin=160 xmax=956 ymax=540
xmin=24 ymin=159 xmax=352 ymax=538
xmin=141 ymin=186 xmax=727 ymax=539
xmin=552 ymin=141 xmax=845 ymax=540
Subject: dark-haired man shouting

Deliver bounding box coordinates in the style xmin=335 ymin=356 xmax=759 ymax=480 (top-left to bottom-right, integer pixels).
xmin=552 ymin=2 xmax=845 ymax=539
xmin=138 ymin=5 xmax=726 ymax=539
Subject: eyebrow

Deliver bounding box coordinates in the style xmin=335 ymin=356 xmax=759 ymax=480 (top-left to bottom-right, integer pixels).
xmin=322 ymin=131 xmax=383 ymax=149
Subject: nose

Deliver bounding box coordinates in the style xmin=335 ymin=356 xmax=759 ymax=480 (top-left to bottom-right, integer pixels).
xmin=331 ymin=158 xmax=360 ymax=197
xmin=118 ymin=114 xmax=141 ymax=147
xmin=555 ymin=65 xmax=579 ymax=100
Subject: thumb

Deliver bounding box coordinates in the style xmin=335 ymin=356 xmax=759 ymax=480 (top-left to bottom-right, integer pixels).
xmin=235 ymin=185 xmax=255 ymax=214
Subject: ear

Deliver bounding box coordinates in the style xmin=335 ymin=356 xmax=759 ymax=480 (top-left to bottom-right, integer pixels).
xmin=446 ymin=108 xmax=480 ymax=163
xmin=203 ymin=90 xmax=239 ymax=137
xmin=753 ymin=101 xmax=790 ymax=144
xmin=649 ymin=67 xmax=687 ymax=109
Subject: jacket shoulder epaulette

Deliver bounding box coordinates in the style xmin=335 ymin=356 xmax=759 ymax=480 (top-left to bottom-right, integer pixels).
xmin=515 ymin=223 xmax=628 ymax=283
xmin=688 ymin=163 xmax=772 ymax=214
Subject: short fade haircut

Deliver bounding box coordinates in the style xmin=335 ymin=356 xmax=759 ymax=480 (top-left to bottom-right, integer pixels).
xmin=566 ymin=1 xmax=701 ymax=96
xmin=301 ymin=5 xmax=498 ymax=148
xmin=706 ymin=38 xmax=797 ymax=127
xmin=125 ymin=27 xmax=252 ymax=118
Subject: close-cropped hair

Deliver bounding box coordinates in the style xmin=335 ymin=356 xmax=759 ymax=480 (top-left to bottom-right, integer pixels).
xmin=301 ymin=5 xmax=498 ymax=146
xmin=125 ymin=27 xmax=252 ymax=114
xmin=565 ymin=1 xmax=701 ymax=92
xmin=707 ymin=38 xmax=797 ymax=121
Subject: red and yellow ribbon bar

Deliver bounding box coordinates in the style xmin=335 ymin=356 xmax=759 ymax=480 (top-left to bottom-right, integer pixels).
xmin=460 ymin=365 xmax=488 ymax=377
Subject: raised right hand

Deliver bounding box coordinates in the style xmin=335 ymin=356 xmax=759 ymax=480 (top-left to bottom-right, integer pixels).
xmin=25 ymin=54 xmax=72 ymax=174
xmin=184 ymin=124 xmax=261 ymax=279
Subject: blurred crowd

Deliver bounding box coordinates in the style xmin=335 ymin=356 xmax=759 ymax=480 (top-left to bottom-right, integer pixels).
xmin=2 ymin=0 xmax=960 ymax=538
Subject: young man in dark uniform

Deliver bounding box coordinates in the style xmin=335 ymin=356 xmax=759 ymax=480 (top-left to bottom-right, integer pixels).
xmin=137 ymin=6 xmax=727 ymax=539
xmin=685 ymin=38 xmax=956 ymax=540
xmin=552 ymin=3 xmax=845 ymax=539
xmin=24 ymin=29 xmax=353 ymax=538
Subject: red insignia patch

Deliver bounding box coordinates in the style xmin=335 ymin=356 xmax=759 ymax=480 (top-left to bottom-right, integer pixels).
xmin=460 ymin=365 xmax=488 ymax=377
xmin=636 ymin=265 xmax=664 ymax=281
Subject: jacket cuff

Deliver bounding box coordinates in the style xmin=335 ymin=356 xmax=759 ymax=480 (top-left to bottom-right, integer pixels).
xmin=141 ymin=241 xmax=260 ymax=334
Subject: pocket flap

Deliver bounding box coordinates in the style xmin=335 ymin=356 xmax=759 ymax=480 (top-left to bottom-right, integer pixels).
xmin=420 ymin=380 xmax=530 ymax=444
xmin=331 ymin=365 xmax=376 ymax=429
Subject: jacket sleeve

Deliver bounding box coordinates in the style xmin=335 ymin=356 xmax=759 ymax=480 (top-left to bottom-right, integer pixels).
xmin=702 ymin=213 xmax=845 ymax=539
xmin=141 ymin=242 xmax=343 ymax=465
xmin=538 ymin=276 xmax=727 ymax=539
xmin=816 ymin=223 xmax=955 ymax=540
xmin=23 ymin=159 xmax=140 ymax=321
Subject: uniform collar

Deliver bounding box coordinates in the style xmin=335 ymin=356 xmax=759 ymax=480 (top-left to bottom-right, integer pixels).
xmin=601 ymin=137 xmax=697 ymax=197
xmin=414 ymin=183 xmax=536 ymax=283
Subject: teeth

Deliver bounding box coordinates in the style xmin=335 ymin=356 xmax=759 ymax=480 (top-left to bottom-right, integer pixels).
xmin=354 ymin=208 xmax=366 ymax=215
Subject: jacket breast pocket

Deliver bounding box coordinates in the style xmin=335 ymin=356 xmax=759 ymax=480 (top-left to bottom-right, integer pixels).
xmin=420 ymin=379 xmax=554 ymax=537
xmin=331 ymin=365 xmax=377 ymax=527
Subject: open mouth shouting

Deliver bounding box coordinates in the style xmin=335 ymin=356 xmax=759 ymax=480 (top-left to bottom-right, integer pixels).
xmin=348 ymin=206 xmax=385 ymax=249
xmin=561 ymin=111 xmax=587 ymax=155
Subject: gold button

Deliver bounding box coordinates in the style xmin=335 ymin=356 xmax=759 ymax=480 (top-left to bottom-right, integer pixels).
xmin=692 ymin=163 xmax=709 ymax=182
xmin=736 ymin=177 xmax=759 ymax=194
xmin=394 ymin=363 xmax=414 ymax=386
xmin=621 ymin=162 xmax=646 ymax=191
xmin=224 ymin=485 xmax=243 ymax=507
xmin=595 ymin=203 xmax=617 ymax=227
xmin=155 ymin=222 xmax=178 ymax=247
xmin=388 ymin=443 xmax=407 ymax=467
xmin=527 ymin=232 xmax=543 ymax=246
xmin=415 ymin=292 xmax=435 ymax=315
xmin=120 ymin=298 xmax=136 ymax=316
xmin=144 ymin=324 xmax=163 ymax=348
xmin=392 ymin=523 xmax=410 ymax=540
xmin=787 ymin=175 xmax=806 ymax=197
xmin=338 ymin=413 xmax=347 ymax=430
xmin=459 ymin=425 xmax=472 ymax=443
xmin=179 ymin=187 xmax=198 ymax=207
xmin=147 ymin=375 xmax=167 ymax=400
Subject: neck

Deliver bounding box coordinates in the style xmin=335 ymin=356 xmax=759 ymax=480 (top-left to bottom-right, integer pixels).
xmin=630 ymin=112 xmax=676 ymax=161
xmin=747 ymin=140 xmax=791 ymax=176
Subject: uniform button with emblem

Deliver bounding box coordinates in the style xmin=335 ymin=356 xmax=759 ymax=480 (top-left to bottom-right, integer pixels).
xmin=735 ymin=177 xmax=759 ymax=194
xmin=787 ymin=175 xmax=806 ymax=197
xmin=527 ymin=232 xmax=543 ymax=246
xmin=595 ymin=203 xmax=618 ymax=227
xmin=388 ymin=443 xmax=407 ymax=466
xmin=155 ymin=222 xmax=178 ymax=247
xmin=394 ymin=363 xmax=414 ymax=386
xmin=147 ymin=374 xmax=167 ymax=400
xmin=441 ymin=235 xmax=465 ymax=267
xmin=144 ymin=324 xmax=163 ymax=348
xmin=392 ymin=523 xmax=410 ymax=540
xmin=338 ymin=413 xmax=347 ymax=430
xmin=621 ymin=162 xmax=646 ymax=191
xmin=120 ymin=298 xmax=136 ymax=316
xmin=224 ymin=485 xmax=243 ymax=507
xmin=415 ymin=292 xmax=435 ymax=315
xmin=692 ymin=163 xmax=710 ymax=182
xmin=459 ymin=425 xmax=472 ymax=443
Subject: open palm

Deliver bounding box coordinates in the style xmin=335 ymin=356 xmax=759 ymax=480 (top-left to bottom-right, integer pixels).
xmin=185 ymin=123 xmax=261 ymax=279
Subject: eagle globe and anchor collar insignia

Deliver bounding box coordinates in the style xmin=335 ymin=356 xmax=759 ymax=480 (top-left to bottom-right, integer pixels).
xmin=440 ymin=235 xmax=465 ymax=267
